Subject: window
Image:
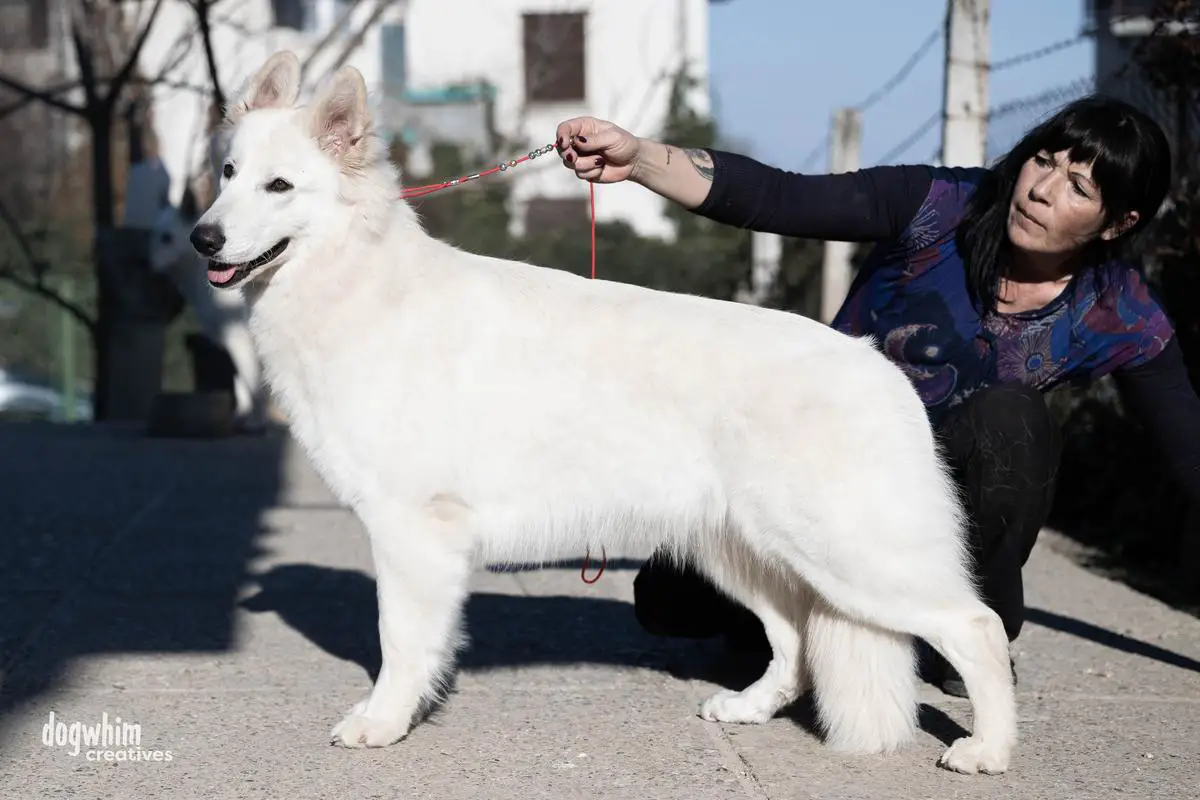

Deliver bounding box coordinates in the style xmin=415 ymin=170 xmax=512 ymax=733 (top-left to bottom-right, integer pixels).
xmin=522 ymin=12 xmax=586 ymax=103
xmin=272 ymin=0 xmax=318 ymax=32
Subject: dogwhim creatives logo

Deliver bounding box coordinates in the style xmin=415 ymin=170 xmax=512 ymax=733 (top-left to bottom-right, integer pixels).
xmin=41 ymin=711 xmax=174 ymax=762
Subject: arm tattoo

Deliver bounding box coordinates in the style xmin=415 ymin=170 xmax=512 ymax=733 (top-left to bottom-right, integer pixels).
xmin=683 ymin=148 xmax=714 ymax=181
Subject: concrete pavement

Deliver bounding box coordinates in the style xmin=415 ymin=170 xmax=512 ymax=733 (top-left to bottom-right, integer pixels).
xmin=0 ymin=421 xmax=1197 ymax=799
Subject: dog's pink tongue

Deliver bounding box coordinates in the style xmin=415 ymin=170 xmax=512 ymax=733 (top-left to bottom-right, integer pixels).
xmin=208 ymin=266 xmax=237 ymax=284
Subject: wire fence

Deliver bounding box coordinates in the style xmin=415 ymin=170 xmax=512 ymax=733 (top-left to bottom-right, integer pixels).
xmin=984 ymin=76 xmax=1097 ymax=162
xmin=797 ymin=23 xmax=1193 ymax=173
xmin=801 ymin=28 xmax=1095 ymax=170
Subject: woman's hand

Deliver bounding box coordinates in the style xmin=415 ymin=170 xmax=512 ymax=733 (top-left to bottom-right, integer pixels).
xmin=554 ymin=116 xmax=717 ymax=210
xmin=555 ymin=116 xmax=642 ymax=184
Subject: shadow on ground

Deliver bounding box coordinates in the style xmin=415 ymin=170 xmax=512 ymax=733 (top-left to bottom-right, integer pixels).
xmin=1026 ymin=607 xmax=1200 ymax=673
xmin=0 ymin=422 xmax=287 ymax=724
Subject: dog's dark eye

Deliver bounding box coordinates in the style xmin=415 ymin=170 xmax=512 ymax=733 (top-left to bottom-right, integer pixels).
xmin=223 ymin=162 xmax=235 ymax=179
xmin=267 ymin=178 xmax=293 ymax=193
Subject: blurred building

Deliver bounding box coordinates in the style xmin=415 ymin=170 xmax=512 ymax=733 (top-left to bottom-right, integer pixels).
xmin=11 ymin=0 xmax=711 ymax=243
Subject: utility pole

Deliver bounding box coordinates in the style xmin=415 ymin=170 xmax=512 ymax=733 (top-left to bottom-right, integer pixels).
xmin=940 ymin=0 xmax=990 ymax=167
xmin=819 ymin=108 xmax=861 ymax=323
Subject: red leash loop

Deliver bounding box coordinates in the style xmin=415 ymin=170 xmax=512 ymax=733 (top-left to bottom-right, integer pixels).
xmin=581 ymin=545 xmax=607 ymax=584
xmin=399 ymin=143 xmax=605 ymax=584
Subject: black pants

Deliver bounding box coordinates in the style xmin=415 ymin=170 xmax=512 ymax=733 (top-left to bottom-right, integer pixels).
xmin=633 ymin=382 xmax=1062 ymax=645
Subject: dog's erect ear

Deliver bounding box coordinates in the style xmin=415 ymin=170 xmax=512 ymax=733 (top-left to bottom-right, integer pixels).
xmin=228 ymin=51 xmax=301 ymax=124
xmin=309 ymin=65 xmax=370 ymax=167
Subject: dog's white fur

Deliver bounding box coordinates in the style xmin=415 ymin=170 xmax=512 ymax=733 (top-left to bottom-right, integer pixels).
xmin=149 ymin=204 xmax=268 ymax=431
xmin=193 ymin=51 xmax=1018 ymax=774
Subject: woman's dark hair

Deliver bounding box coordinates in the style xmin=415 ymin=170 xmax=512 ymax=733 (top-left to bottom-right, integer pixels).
xmin=957 ymin=94 xmax=1172 ymax=315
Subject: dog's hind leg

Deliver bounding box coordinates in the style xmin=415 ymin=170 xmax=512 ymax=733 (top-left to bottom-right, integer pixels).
xmin=805 ymin=597 xmax=918 ymax=754
xmin=331 ymin=502 xmax=474 ymax=748
xmin=694 ymin=539 xmax=812 ymax=725
xmin=779 ymin=538 xmax=1016 ymax=773
xmin=920 ymin=603 xmax=1016 ymax=774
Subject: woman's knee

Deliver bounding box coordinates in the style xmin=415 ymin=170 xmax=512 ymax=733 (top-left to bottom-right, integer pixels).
xmin=947 ymin=382 xmax=1062 ymax=466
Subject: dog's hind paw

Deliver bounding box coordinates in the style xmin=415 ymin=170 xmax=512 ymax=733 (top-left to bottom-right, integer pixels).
xmin=938 ymin=735 xmax=1011 ymax=775
xmin=330 ymin=702 xmax=410 ymax=748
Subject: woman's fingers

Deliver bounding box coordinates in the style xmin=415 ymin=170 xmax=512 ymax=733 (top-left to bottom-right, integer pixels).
xmin=574 ymin=155 xmax=606 ymax=182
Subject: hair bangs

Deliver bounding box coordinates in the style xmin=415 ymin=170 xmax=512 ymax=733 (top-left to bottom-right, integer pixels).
xmin=1029 ymin=104 xmax=1153 ymax=222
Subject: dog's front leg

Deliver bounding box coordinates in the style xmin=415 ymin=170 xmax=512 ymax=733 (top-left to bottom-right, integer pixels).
xmin=331 ymin=503 xmax=473 ymax=748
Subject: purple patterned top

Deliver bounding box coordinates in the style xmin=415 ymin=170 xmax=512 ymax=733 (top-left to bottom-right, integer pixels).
xmin=828 ymin=166 xmax=1173 ymax=424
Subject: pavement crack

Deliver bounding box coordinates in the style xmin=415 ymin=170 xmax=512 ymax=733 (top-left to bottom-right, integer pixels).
xmin=705 ymin=722 xmax=772 ymax=800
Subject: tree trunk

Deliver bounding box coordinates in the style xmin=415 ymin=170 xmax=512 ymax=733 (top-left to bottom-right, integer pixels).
xmin=91 ymin=113 xmax=114 ymax=420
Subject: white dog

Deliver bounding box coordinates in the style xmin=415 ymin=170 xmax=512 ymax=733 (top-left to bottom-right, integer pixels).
xmin=150 ymin=203 xmax=268 ymax=432
xmin=190 ymin=51 xmax=1018 ymax=775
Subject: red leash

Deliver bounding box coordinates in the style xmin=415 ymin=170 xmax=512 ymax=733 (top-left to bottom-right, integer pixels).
xmin=399 ymin=143 xmax=606 ymax=581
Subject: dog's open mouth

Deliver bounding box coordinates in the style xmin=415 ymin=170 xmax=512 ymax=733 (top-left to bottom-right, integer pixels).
xmin=208 ymin=239 xmax=289 ymax=288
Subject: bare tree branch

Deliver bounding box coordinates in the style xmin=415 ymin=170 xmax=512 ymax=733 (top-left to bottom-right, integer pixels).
xmin=0 ymin=197 xmax=95 ymax=331
xmin=300 ymin=0 xmax=368 ymax=81
xmin=0 ymin=74 xmax=215 ymax=126
xmin=187 ymin=0 xmax=227 ymax=111
xmin=0 ymin=79 xmax=85 ymax=121
xmin=0 ymin=196 xmax=41 ymax=273
xmin=0 ymin=264 xmax=97 ymax=333
xmin=70 ymin=17 xmax=101 ymax=109
xmin=323 ymin=0 xmax=400 ymax=78
xmin=102 ymin=0 xmax=166 ymax=109
xmin=0 ymin=72 xmax=86 ymax=117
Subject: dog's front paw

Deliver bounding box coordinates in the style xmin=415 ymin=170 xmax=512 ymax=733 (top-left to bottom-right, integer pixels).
xmin=330 ymin=702 xmax=411 ymax=748
xmin=699 ymin=688 xmax=777 ymax=725
xmin=938 ymin=735 xmax=1011 ymax=775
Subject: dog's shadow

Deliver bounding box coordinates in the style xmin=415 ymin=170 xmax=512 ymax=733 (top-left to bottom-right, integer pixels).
xmin=240 ymin=563 xmax=968 ymax=746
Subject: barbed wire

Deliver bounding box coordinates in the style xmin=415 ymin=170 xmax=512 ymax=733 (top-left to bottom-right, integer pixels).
xmin=987 ymin=75 xmax=1095 ymax=121
xmin=992 ymin=33 xmax=1087 ymax=72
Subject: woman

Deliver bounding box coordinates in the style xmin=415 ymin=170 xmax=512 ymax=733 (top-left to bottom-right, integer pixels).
xmin=554 ymin=96 xmax=1200 ymax=695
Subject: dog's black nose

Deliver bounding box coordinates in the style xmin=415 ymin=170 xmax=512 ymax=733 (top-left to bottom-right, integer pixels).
xmin=189 ymin=224 xmax=226 ymax=257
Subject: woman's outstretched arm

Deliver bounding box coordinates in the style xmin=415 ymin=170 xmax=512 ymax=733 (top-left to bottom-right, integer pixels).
xmin=556 ymin=116 xmax=941 ymax=243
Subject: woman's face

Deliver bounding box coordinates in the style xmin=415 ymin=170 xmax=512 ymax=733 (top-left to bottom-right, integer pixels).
xmin=1006 ymin=149 xmax=1137 ymax=261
